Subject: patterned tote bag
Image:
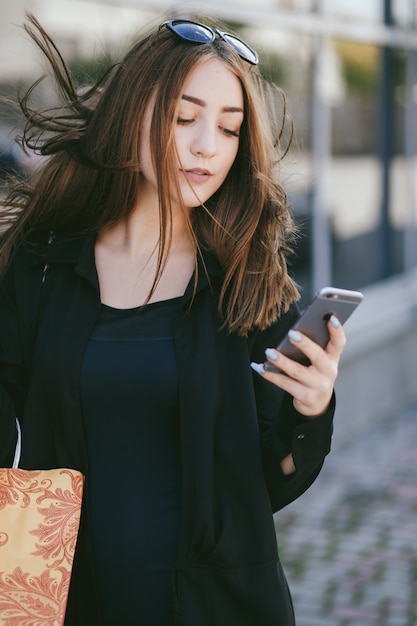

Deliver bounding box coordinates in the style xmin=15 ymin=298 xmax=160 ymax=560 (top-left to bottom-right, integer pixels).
xmin=0 ymin=420 xmax=84 ymax=626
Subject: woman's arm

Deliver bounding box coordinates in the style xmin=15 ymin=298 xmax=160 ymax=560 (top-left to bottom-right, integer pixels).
xmin=263 ymin=316 xmax=345 ymax=475
xmin=250 ymin=308 xmax=345 ymax=511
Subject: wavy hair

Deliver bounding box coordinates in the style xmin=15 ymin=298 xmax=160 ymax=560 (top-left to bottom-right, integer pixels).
xmin=0 ymin=14 xmax=299 ymax=335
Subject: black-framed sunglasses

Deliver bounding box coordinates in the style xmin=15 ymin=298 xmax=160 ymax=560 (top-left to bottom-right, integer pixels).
xmin=161 ymin=19 xmax=259 ymax=66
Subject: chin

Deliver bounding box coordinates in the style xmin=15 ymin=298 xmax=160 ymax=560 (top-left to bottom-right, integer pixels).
xmin=181 ymin=194 xmax=209 ymax=209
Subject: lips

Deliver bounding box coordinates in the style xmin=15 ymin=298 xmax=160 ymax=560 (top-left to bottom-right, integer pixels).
xmin=182 ymin=168 xmax=211 ymax=182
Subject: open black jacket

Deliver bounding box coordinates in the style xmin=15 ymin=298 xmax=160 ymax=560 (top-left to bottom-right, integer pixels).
xmin=0 ymin=234 xmax=335 ymax=625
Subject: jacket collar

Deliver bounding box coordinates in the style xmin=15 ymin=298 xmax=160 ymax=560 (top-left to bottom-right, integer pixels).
xmin=29 ymin=232 xmax=99 ymax=291
xmin=28 ymin=232 xmax=92 ymax=264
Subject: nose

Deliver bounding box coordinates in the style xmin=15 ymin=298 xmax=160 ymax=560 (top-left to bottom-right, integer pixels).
xmin=190 ymin=121 xmax=217 ymax=158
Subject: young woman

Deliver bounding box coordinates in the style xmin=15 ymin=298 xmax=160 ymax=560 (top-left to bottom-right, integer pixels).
xmin=0 ymin=15 xmax=346 ymax=626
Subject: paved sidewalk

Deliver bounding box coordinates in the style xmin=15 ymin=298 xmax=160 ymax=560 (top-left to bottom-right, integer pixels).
xmin=275 ymin=404 xmax=417 ymax=626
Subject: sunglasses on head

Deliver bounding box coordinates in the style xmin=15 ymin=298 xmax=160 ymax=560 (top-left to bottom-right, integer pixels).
xmin=161 ymin=19 xmax=259 ymax=66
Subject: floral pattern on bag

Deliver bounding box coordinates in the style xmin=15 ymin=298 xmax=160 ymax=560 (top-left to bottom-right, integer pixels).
xmin=0 ymin=567 xmax=70 ymax=626
xmin=30 ymin=470 xmax=84 ymax=568
xmin=0 ymin=467 xmax=84 ymax=626
xmin=0 ymin=469 xmax=43 ymax=511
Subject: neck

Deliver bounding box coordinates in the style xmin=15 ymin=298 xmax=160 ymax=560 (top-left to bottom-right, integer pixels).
xmin=99 ymin=198 xmax=192 ymax=261
xmin=95 ymin=196 xmax=196 ymax=309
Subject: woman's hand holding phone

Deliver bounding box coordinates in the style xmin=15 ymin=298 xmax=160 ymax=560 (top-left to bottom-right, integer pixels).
xmin=251 ymin=287 xmax=363 ymax=417
xmin=259 ymin=313 xmax=346 ymax=417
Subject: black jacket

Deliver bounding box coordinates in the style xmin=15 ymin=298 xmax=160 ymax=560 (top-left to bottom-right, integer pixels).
xmin=0 ymin=234 xmax=334 ymax=625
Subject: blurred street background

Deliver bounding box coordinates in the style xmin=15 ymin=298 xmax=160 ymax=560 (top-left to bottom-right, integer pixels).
xmin=1 ymin=1 xmax=417 ymax=624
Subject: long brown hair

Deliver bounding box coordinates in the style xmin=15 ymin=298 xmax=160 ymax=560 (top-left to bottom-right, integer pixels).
xmin=0 ymin=14 xmax=299 ymax=335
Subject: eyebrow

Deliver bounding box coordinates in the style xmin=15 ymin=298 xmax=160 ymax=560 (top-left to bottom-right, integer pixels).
xmin=182 ymin=94 xmax=243 ymax=114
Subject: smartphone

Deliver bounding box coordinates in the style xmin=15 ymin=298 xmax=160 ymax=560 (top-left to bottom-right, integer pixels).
xmin=264 ymin=286 xmax=363 ymax=371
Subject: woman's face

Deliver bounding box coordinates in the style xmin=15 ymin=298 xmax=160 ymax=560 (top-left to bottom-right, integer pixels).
xmin=140 ymin=58 xmax=244 ymax=210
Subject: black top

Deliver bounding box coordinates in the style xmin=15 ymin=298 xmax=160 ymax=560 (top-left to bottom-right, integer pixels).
xmin=80 ymin=298 xmax=182 ymax=624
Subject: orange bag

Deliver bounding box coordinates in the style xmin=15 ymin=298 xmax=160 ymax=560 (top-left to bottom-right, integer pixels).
xmin=0 ymin=420 xmax=84 ymax=626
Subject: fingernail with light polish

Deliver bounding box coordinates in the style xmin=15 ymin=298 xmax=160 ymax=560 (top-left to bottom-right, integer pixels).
xmin=250 ymin=362 xmax=265 ymax=374
xmin=288 ymin=329 xmax=302 ymax=343
xmin=265 ymin=348 xmax=279 ymax=361
xmin=330 ymin=315 xmax=340 ymax=329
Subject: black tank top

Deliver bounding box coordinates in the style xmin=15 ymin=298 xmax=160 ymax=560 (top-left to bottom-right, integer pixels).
xmin=80 ymin=297 xmax=182 ymax=625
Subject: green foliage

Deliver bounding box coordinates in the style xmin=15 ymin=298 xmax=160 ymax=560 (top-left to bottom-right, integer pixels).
xmin=335 ymin=40 xmax=379 ymax=94
xmin=335 ymin=39 xmax=406 ymax=95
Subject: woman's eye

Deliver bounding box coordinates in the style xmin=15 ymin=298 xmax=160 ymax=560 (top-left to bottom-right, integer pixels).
xmin=221 ymin=127 xmax=240 ymax=138
xmin=177 ymin=117 xmax=193 ymax=125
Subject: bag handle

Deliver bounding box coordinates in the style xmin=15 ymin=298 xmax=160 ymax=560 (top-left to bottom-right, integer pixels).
xmin=12 ymin=418 xmax=22 ymax=469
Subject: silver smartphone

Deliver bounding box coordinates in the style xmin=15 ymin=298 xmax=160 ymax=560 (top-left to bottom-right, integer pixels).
xmin=264 ymin=286 xmax=363 ymax=371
